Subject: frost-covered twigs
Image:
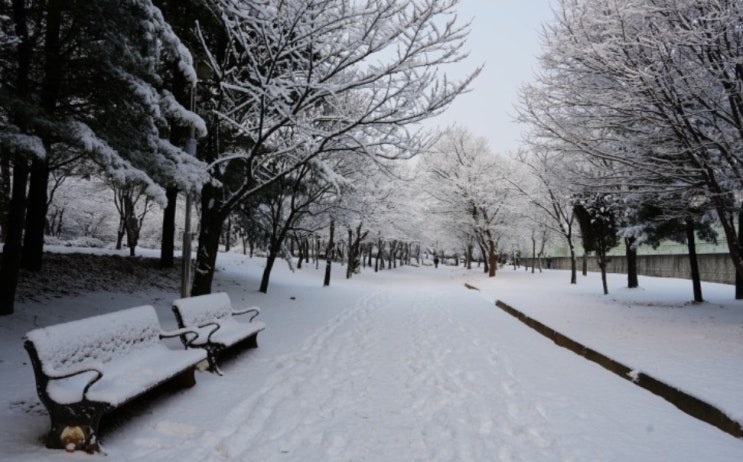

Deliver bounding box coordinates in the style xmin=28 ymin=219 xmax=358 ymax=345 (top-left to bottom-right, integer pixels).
xmin=518 ymin=0 xmax=743 ymax=288
xmin=190 ymin=0 xmax=478 ymax=294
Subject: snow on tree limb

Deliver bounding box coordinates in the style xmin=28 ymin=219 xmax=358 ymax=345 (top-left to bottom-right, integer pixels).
xmin=64 ymin=121 xmax=168 ymax=205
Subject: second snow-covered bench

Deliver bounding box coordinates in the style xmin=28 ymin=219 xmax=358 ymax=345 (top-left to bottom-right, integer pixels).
xmin=172 ymin=292 xmax=266 ymax=373
xmin=23 ymin=305 xmax=207 ymax=453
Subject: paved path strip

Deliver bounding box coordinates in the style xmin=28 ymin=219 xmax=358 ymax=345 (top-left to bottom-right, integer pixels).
xmin=495 ymin=299 xmax=743 ymax=440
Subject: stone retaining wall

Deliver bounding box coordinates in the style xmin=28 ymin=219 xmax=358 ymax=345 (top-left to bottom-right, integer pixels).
xmin=522 ymin=253 xmax=735 ymax=285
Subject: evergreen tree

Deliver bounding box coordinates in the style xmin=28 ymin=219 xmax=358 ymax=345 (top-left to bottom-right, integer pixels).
xmin=574 ymin=194 xmax=620 ymax=295
xmin=0 ymin=0 xmax=206 ymax=314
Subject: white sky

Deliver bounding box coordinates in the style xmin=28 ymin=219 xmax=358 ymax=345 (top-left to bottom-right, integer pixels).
xmin=426 ymin=0 xmax=555 ymax=153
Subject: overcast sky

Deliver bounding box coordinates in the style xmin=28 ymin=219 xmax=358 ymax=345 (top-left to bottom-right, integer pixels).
xmin=426 ymin=0 xmax=555 ymax=153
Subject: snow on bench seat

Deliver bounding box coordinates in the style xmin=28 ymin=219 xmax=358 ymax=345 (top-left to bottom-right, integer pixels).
xmin=23 ymin=305 xmax=206 ymax=452
xmin=172 ymin=292 xmax=266 ymax=373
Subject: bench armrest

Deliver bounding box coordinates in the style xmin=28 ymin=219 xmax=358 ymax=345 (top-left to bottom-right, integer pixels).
xmin=160 ymin=326 xmax=201 ymax=348
xmin=45 ymin=362 xmax=105 ymax=398
xmin=233 ymin=306 xmax=261 ymax=322
xmin=197 ymin=321 xmax=221 ymax=344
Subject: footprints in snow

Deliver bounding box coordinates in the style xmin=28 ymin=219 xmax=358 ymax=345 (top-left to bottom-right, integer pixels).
xmin=182 ymin=288 xmax=560 ymax=460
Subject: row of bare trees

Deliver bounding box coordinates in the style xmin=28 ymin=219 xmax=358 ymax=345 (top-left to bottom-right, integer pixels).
xmin=517 ymin=0 xmax=743 ymax=299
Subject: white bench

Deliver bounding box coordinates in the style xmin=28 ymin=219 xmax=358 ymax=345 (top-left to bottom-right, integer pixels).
xmin=172 ymin=292 xmax=266 ymax=373
xmin=23 ymin=305 xmax=206 ymax=452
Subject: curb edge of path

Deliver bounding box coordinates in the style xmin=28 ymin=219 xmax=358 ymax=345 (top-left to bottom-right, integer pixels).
xmin=494 ymin=299 xmax=743 ymax=440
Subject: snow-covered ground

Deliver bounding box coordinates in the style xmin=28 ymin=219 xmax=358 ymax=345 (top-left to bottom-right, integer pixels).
xmin=2 ymin=248 xmax=743 ymax=461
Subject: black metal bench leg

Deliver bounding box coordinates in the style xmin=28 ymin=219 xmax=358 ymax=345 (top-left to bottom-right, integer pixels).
xmin=246 ymin=332 xmax=259 ymax=349
xmin=206 ymin=346 xmax=223 ymax=375
xmin=45 ymin=401 xmax=109 ymax=453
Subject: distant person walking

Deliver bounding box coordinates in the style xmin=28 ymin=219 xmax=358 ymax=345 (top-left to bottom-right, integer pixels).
xmin=433 ymin=256 xmax=439 ymax=268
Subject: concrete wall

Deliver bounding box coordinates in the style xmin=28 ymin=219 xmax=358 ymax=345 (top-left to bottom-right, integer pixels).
xmin=523 ymin=253 xmax=736 ymax=285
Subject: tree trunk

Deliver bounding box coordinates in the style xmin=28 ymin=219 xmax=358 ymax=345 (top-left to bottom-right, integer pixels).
xmin=531 ymin=233 xmax=536 ymax=274
xmin=22 ymin=0 xmax=63 ymax=271
xmin=260 ymin=212 xmax=294 ymax=293
xmin=314 ymin=237 xmax=320 ymax=269
xmin=116 ymin=218 xmax=125 ymax=250
xmin=478 ymin=241 xmax=488 ymax=274
xmin=323 ymin=220 xmax=335 ymax=287
xmin=710 ymin=200 xmax=743 ymax=288
xmin=160 ymin=186 xmax=177 ymax=268
xmin=375 ymin=239 xmax=382 ymax=272
xmin=0 ymin=156 xmax=30 ymax=315
xmin=259 ymin=246 xmax=278 ymax=293
xmin=686 ymin=218 xmax=703 ymax=303
xmin=125 ymin=216 xmax=139 ymax=257
xmin=625 ymin=237 xmax=638 ymax=289
xmin=191 ymin=215 xmax=223 ymax=296
xmin=191 ymin=185 xmax=226 ymax=296
xmin=224 ymin=214 xmax=232 ymax=252
xmin=488 ymin=239 xmax=497 ymax=277
xmin=0 ymin=153 xmax=10 ymax=243
xmin=582 ymin=252 xmax=588 ymax=276
xmin=598 ymin=249 xmax=609 ymax=295
xmin=737 ymin=210 xmax=743 ymax=300
xmin=538 ymin=236 xmax=547 ymax=273
xmin=296 ymin=236 xmax=304 ymax=270
xmin=22 ymin=157 xmax=49 ymax=270
xmin=346 ymin=228 xmax=354 ymax=279
xmin=1 ymin=0 xmax=33 ymax=315
xmin=569 ymin=240 xmax=577 ymax=284
xmin=346 ymin=223 xmax=366 ymax=279
xmin=161 ymin=53 xmax=191 ymax=268
xmin=123 ymin=193 xmax=139 ymax=257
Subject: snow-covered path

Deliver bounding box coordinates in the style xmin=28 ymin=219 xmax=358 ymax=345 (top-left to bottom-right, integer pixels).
xmin=189 ymin=287 xmax=551 ymax=461
xmin=168 ymin=281 xmax=742 ymax=462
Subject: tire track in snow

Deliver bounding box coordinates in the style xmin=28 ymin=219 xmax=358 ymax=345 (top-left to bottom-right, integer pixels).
xmin=190 ymin=288 xmax=563 ymax=461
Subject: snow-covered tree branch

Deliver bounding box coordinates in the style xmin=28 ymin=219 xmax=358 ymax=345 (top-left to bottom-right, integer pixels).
xmin=191 ymin=0 xmax=480 ymax=294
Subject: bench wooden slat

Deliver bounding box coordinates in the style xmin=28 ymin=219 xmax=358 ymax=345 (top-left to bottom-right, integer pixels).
xmin=26 ymin=305 xmax=162 ymax=374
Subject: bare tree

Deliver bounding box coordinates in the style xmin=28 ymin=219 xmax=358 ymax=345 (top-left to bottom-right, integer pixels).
xmin=418 ymin=127 xmax=514 ymax=277
xmin=510 ymin=147 xmax=579 ymax=283
xmin=189 ymin=0 xmax=480 ymax=295
xmin=110 ymin=180 xmax=155 ymax=257
xmin=520 ymin=0 xmax=743 ymax=295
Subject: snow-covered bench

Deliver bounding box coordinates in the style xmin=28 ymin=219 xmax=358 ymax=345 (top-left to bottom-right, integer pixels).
xmin=23 ymin=305 xmax=207 ymax=453
xmin=172 ymin=292 xmax=265 ymax=373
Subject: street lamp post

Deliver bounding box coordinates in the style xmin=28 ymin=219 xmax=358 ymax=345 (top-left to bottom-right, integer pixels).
xmin=181 ymin=84 xmax=197 ymax=298
xmin=180 ymin=61 xmax=212 ymax=298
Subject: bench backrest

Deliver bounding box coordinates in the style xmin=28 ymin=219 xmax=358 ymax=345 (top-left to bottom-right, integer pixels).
xmin=24 ymin=305 xmax=162 ymax=373
xmin=172 ymin=292 xmax=232 ymax=327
